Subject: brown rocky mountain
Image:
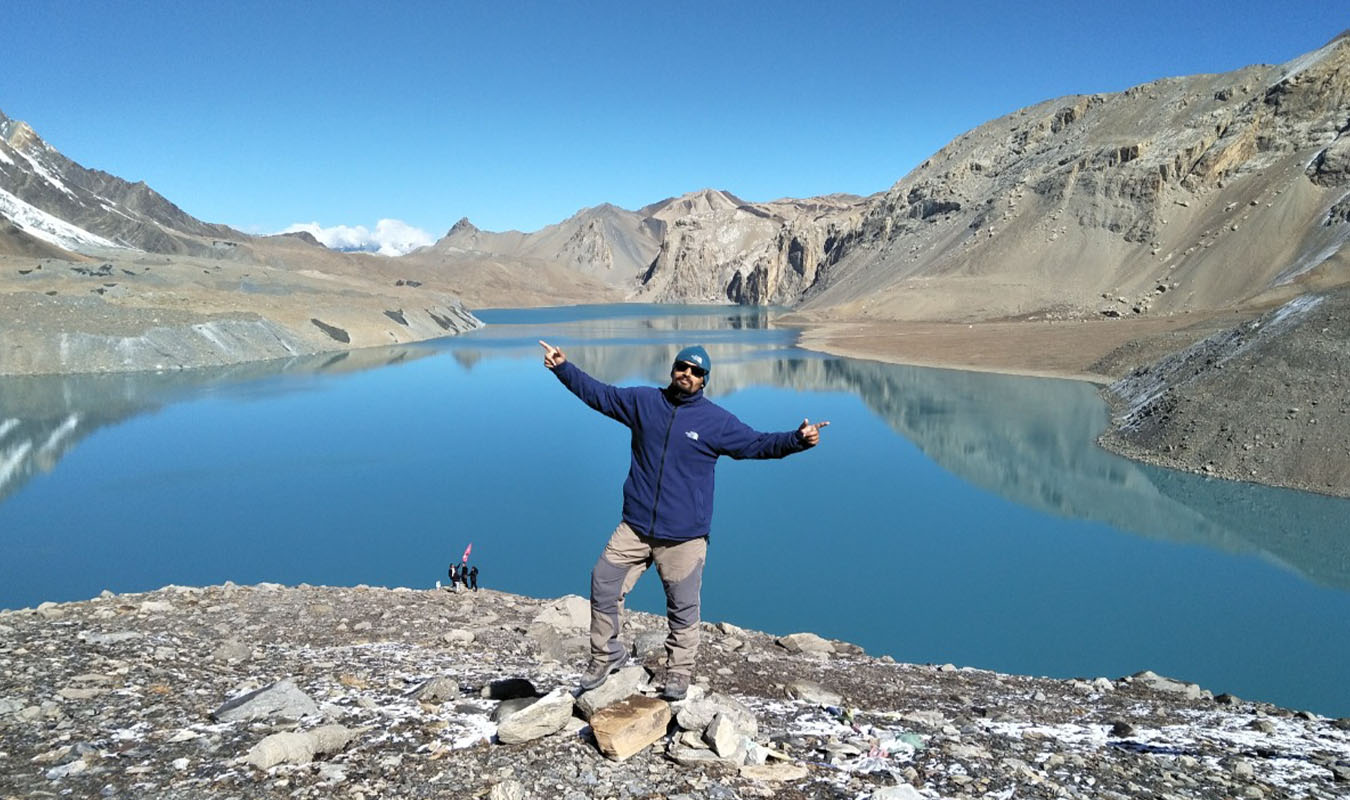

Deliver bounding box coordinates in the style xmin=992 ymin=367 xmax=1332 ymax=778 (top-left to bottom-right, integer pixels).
xmin=793 ymin=32 xmax=1350 ymax=322
xmin=403 ymin=188 xmax=865 ymax=306
xmin=635 ymin=190 xmax=865 ymax=305
xmin=407 ymin=34 xmax=1348 ymax=320
xmin=7 ymin=35 xmax=1348 ymax=333
xmin=581 ymin=34 xmax=1348 ymax=321
xmin=423 ymin=205 xmax=662 ymax=290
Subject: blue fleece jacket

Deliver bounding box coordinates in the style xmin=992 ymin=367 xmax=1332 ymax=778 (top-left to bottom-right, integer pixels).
xmin=551 ymin=360 xmax=808 ymax=541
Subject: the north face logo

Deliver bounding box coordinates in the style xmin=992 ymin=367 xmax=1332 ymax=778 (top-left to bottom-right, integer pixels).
xmin=691 ymin=355 xmax=703 ymax=365
xmin=685 ymin=431 xmax=699 ymax=441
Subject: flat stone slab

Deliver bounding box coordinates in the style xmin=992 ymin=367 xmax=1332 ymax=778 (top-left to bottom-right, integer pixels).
xmin=739 ymin=762 xmax=809 ymax=782
xmin=590 ymin=694 xmax=671 ymax=761
xmin=776 ymin=632 xmax=835 ymax=654
xmin=246 ymin=724 xmax=358 ymax=769
xmin=211 ymin=679 xmax=318 ymax=722
xmin=787 ymin=678 xmax=842 ymax=706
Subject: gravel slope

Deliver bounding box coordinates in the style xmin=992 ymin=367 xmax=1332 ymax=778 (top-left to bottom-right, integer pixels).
xmin=1099 ymin=287 xmax=1350 ymax=498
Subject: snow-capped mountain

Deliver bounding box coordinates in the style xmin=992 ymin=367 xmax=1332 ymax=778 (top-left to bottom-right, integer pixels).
xmin=0 ymin=109 xmax=239 ymax=257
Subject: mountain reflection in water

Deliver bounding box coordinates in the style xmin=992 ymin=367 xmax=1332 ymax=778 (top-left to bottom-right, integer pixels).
xmin=0 ymin=347 xmax=432 ymax=505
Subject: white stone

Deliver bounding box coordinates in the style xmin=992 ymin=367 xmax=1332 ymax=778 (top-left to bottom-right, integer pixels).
xmin=776 ymin=632 xmax=835 ymax=654
xmin=44 ymin=760 xmax=87 ymax=780
xmin=489 ymin=780 xmax=526 ymax=800
xmin=870 ymin=785 xmax=925 ymax=800
xmin=496 ymin=688 xmax=575 ymax=744
xmin=529 ymin=595 xmax=589 ymax=631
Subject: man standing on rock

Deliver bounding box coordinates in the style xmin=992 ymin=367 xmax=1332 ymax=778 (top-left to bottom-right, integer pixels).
xmin=540 ymin=340 xmax=828 ymax=700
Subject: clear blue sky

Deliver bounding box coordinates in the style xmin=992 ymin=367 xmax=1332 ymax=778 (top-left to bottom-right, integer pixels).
xmin=4 ymin=0 xmax=1341 ymax=240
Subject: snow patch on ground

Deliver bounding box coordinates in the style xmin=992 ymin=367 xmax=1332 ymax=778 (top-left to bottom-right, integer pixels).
xmin=1110 ymin=294 xmax=1325 ymax=431
xmin=1275 ymin=194 xmax=1350 ymax=285
xmin=0 ymin=187 xmax=122 ymax=252
xmin=982 ymin=710 xmax=1350 ymax=795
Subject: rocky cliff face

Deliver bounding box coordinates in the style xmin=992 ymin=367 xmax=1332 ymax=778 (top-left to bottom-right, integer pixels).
xmin=416 ymin=189 xmax=866 ymax=306
xmin=636 ymin=192 xmax=864 ymax=305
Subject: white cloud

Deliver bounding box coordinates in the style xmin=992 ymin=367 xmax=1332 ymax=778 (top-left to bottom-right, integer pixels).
xmin=280 ymin=218 xmax=434 ymax=256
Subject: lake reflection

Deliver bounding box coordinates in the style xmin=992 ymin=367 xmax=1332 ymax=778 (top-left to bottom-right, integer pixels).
xmin=2 ymin=304 xmax=1348 ymax=716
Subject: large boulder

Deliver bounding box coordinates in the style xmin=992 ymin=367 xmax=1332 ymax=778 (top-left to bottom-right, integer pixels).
xmin=211 ymin=679 xmax=318 ymax=722
xmin=496 ymin=688 xmax=575 ymax=744
xmin=530 ymin=595 xmax=590 ymax=631
xmin=674 ymin=692 xmax=757 ymax=738
xmin=786 ymin=678 xmax=842 ymax=706
xmin=412 ymin=676 xmax=460 ymax=704
xmin=775 ymin=632 xmax=835 ymax=654
xmin=590 ymin=695 xmax=672 ymax=761
xmin=246 ymin=725 xmax=358 ymax=769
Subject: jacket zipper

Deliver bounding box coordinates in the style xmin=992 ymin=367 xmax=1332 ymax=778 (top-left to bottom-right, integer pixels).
xmin=649 ymin=402 xmax=678 ymax=536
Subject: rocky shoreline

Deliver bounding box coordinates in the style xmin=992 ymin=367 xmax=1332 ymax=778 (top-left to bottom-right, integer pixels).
xmin=0 ymin=252 xmax=485 ymax=377
xmin=1097 ymin=288 xmax=1350 ymax=499
xmin=1 ymin=583 xmax=1346 ymax=799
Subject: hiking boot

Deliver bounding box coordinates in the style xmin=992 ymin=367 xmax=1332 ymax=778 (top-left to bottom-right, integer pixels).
xmin=578 ymin=651 xmax=629 ymax=692
xmin=661 ymin=672 xmax=690 ymax=701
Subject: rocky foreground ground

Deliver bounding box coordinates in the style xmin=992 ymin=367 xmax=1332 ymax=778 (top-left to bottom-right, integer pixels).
xmin=1 ymin=584 xmax=1347 ymax=799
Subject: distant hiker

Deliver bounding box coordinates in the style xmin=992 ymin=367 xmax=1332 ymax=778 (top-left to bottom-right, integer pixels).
xmin=469 ymin=565 xmax=479 ymax=591
xmin=540 ymin=340 xmax=828 ymax=700
xmin=447 ymin=563 xmax=460 ymax=591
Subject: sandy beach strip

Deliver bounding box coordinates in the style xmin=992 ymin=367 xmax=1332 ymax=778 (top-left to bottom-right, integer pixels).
xmin=788 ymin=315 xmax=1235 ymax=384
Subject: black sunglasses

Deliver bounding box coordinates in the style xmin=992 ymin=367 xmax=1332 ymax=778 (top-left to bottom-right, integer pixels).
xmin=673 ymin=361 xmax=706 ymax=378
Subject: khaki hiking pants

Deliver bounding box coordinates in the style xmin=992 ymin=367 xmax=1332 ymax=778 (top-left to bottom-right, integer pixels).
xmin=590 ymin=521 xmax=707 ymax=676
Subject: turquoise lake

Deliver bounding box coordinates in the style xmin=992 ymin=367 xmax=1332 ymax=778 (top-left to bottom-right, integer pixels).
xmin=2 ymin=304 xmax=1348 ymax=716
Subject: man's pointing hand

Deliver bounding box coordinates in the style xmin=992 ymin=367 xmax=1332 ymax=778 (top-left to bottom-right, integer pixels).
xmin=798 ymin=418 xmax=830 ymax=447
xmin=539 ymin=340 xmax=567 ymax=369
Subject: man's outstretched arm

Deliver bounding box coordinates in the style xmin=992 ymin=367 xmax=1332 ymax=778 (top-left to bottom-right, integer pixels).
xmin=716 ymin=414 xmax=830 ymax=459
xmin=540 ymin=340 xmax=639 ymax=426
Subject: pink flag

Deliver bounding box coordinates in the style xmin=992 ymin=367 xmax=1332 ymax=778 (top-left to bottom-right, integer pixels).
xmin=461 ymin=543 xmax=473 ymax=563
